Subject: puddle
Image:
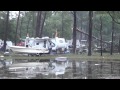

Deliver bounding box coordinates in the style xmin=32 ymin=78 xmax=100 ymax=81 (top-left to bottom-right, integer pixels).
xmin=0 ymin=58 xmax=120 ymax=79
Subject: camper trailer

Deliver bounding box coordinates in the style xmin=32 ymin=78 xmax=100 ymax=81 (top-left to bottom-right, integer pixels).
xmin=50 ymin=37 xmax=68 ymax=53
xmin=66 ymin=39 xmax=80 ymax=49
xmin=0 ymin=39 xmax=13 ymax=51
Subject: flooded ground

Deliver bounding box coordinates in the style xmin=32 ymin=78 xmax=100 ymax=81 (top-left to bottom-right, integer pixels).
xmin=0 ymin=58 xmax=120 ymax=79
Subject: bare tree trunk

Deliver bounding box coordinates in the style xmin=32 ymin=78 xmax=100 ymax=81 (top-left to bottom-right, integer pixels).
xmin=15 ymin=11 xmax=20 ymax=45
xmin=110 ymin=11 xmax=115 ymax=55
xmin=80 ymin=18 xmax=83 ymax=41
xmin=87 ymin=61 xmax=92 ymax=79
xmin=36 ymin=11 xmax=42 ymax=37
xmin=26 ymin=15 xmax=31 ymax=35
xmin=61 ymin=11 xmax=64 ymax=38
xmin=81 ymin=18 xmax=83 ymax=30
xmin=88 ymin=11 xmax=93 ymax=56
xmin=40 ymin=11 xmax=47 ymax=38
xmin=118 ymin=36 xmax=120 ymax=53
xmin=73 ymin=11 xmax=77 ymax=54
xmin=85 ymin=21 xmax=89 ymax=40
xmin=72 ymin=61 xmax=77 ymax=78
xmin=32 ymin=11 xmax=35 ymax=37
xmin=19 ymin=17 xmax=23 ymax=38
xmin=100 ymin=16 xmax=103 ymax=56
xmin=3 ymin=11 xmax=9 ymax=52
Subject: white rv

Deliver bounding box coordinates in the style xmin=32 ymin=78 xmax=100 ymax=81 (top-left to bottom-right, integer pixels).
xmin=66 ymin=39 xmax=80 ymax=49
xmin=0 ymin=39 xmax=13 ymax=51
xmin=50 ymin=37 xmax=68 ymax=53
xmin=6 ymin=41 xmax=13 ymax=50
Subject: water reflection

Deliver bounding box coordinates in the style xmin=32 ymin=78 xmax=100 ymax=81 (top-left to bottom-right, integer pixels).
xmin=1 ymin=58 xmax=120 ymax=79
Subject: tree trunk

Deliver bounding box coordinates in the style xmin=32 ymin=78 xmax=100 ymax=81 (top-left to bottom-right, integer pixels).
xmin=73 ymin=11 xmax=77 ymax=54
xmin=118 ymin=36 xmax=120 ymax=53
xmin=81 ymin=19 xmax=83 ymax=30
xmin=35 ymin=11 xmax=42 ymax=37
xmin=85 ymin=21 xmax=89 ymax=41
xmin=40 ymin=11 xmax=47 ymax=38
xmin=100 ymin=16 xmax=103 ymax=56
xmin=88 ymin=11 xmax=93 ymax=56
xmin=87 ymin=61 xmax=92 ymax=79
xmin=72 ymin=61 xmax=77 ymax=78
xmin=3 ymin=11 xmax=9 ymax=52
xmin=32 ymin=11 xmax=35 ymax=37
xmin=19 ymin=17 xmax=23 ymax=38
xmin=61 ymin=11 xmax=64 ymax=38
xmin=80 ymin=18 xmax=83 ymax=41
xmin=110 ymin=11 xmax=115 ymax=55
xmin=15 ymin=11 xmax=20 ymax=45
xmin=26 ymin=15 xmax=31 ymax=35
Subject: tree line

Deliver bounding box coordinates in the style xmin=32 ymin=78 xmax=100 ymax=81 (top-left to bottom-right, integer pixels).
xmin=1 ymin=11 xmax=120 ymax=56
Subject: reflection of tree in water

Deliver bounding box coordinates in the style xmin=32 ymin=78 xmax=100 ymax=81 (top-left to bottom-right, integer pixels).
xmin=119 ymin=62 xmax=120 ymax=75
xmin=72 ymin=60 xmax=77 ymax=78
xmin=111 ymin=62 xmax=113 ymax=74
xmin=100 ymin=61 xmax=103 ymax=78
xmin=87 ymin=61 xmax=120 ymax=79
xmin=0 ymin=68 xmax=18 ymax=79
xmin=33 ymin=74 xmax=44 ymax=79
xmin=0 ymin=60 xmax=17 ymax=78
xmin=87 ymin=61 xmax=92 ymax=79
xmin=3 ymin=58 xmax=120 ymax=79
xmin=111 ymin=62 xmax=120 ymax=76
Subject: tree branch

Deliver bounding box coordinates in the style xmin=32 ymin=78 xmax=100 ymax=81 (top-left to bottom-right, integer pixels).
xmin=107 ymin=11 xmax=120 ymax=24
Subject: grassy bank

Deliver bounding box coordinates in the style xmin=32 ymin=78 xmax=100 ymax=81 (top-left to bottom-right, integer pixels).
xmin=1 ymin=53 xmax=120 ymax=60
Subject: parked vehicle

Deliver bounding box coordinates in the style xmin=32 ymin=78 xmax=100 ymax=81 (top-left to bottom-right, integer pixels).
xmin=0 ymin=39 xmax=13 ymax=51
xmin=9 ymin=37 xmax=52 ymax=56
xmin=50 ymin=37 xmax=68 ymax=53
xmin=66 ymin=39 xmax=88 ymax=53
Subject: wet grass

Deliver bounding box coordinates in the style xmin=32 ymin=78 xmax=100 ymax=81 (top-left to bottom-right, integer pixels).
xmin=58 ymin=53 xmax=120 ymax=60
xmin=1 ymin=52 xmax=120 ymax=61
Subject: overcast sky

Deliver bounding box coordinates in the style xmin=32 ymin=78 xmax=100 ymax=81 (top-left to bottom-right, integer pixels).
xmin=10 ymin=11 xmax=19 ymax=19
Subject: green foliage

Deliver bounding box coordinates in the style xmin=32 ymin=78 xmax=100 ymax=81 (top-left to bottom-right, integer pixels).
xmin=0 ymin=11 xmax=120 ymax=45
xmin=43 ymin=11 xmax=73 ymax=39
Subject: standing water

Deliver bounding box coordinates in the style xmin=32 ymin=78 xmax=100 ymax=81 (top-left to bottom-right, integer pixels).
xmin=0 ymin=58 xmax=120 ymax=79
